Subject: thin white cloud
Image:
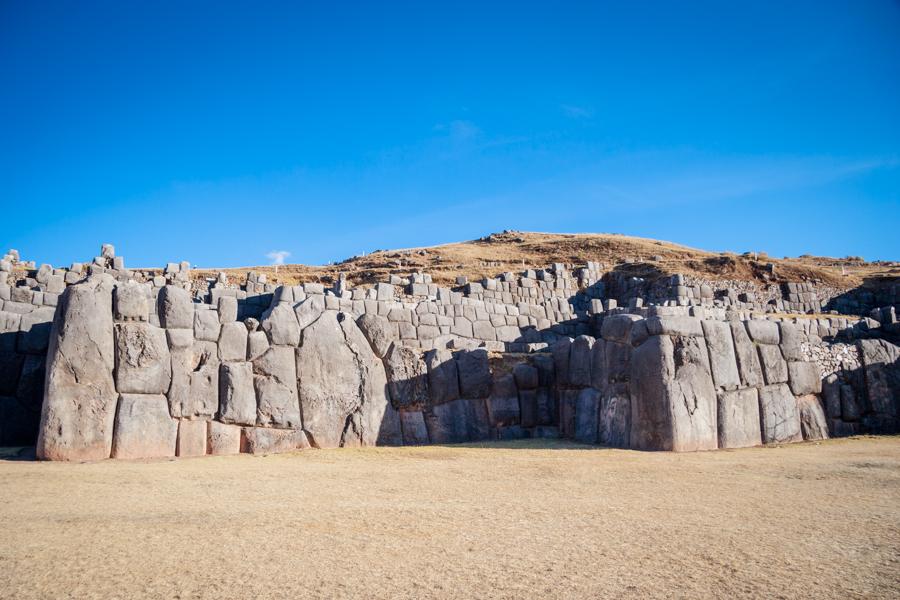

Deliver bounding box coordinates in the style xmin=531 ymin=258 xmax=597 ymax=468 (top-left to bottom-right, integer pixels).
xmin=561 ymin=104 xmax=593 ymax=119
xmin=266 ymin=250 xmax=291 ymax=265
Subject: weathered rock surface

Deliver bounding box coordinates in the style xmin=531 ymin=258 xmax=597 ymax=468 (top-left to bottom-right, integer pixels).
xmin=38 ymin=275 xmax=118 ymax=461
xmin=425 ymin=348 xmax=460 ymax=405
xmin=598 ymin=384 xmax=630 ymax=448
xmin=787 ymin=361 xmax=822 ymax=396
xmin=758 ymin=383 xmax=802 ymax=444
xmin=218 ymin=361 xmax=256 ymax=425
xmin=254 ymin=345 xmax=300 ymax=429
xmin=798 ymin=395 xmax=829 ymax=441
xmin=157 ymin=285 xmax=192 ymax=329
xmin=111 ymin=393 xmax=177 ymax=459
xmin=114 ymin=323 xmax=172 ymax=395
xmin=701 ymin=320 xmax=740 ymax=391
xmin=295 ymin=312 xmax=358 ymax=446
xmin=455 ymin=348 xmax=491 ymax=399
xmin=574 ymin=387 xmax=600 ymax=444
xmin=168 ymin=339 xmax=219 ymax=419
xmin=241 ymin=426 xmax=310 ymax=455
xmin=176 ymin=419 xmax=207 ymax=457
xmin=207 ymin=421 xmax=241 ymax=455
xmin=716 ymin=388 xmax=761 ymax=449
xmin=384 ymin=343 xmax=429 ymax=410
xmin=261 ymin=302 xmax=300 ymax=346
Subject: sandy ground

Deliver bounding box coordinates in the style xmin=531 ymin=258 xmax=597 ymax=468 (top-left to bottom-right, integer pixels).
xmin=1 ymin=437 xmax=899 ymax=599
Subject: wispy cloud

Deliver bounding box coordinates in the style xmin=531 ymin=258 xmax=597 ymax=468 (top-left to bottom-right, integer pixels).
xmin=266 ymin=250 xmax=291 ymax=265
xmin=434 ymin=119 xmax=481 ymax=142
xmin=561 ymin=104 xmax=594 ymax=119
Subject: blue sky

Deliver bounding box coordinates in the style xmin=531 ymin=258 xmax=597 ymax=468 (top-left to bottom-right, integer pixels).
xmin=2 ymin=1 xmax=898 ymax=268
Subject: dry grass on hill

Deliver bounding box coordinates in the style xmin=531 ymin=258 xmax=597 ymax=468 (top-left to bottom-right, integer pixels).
xmin=1 ymin=436 xmax=898 ymax=599
xmin=190 ymin=231 xmax=898 ymax=290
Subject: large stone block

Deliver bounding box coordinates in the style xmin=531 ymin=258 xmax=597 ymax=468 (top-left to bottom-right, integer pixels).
xmin=168 ymin=340 xmax=219 ymax=419
xmin=254 ymin=345 xmax=301 ymax=429
xmin=787 ymin=361 xmax=822 ymax=396
xmin=574 ymin=388 xmax=600 ymax=444
xmin=599 ymin=314 xmax=641 ymax=343
xmin=758 ymin=384 xmax=802 ymax=444
xmin=798 ymin=395 xmax=829 ymax=441
xmin=598 ymin=384 xmax=630 ymax=448
xmin=261 ymin=302 xmax=300 ymax=346
xmin=218 ymin=361 xmax=256 ymax=425
xmin=646 ymin=316 xmax=703 ymax=337
xmin=455 ymin=348 xmax=491 ymax=399
xmin=295 ymin=311 xmax=364 ymax=447
xmin=17 ymin=307 xmax=56 ymax=354
xmin=241 ymin=427 xmax=309 ymax=455
xmin=218 ymin=321 xmax=248 ymax=361
xmin=778 ymin=322 xmax=803 ymax=361
xmin=176 ymin=419 xmax=207 ymax=457
xmin=384 ymin=343 xmax=429 ymax=410
xmin=400 ymin=410 xmax=429 ymax=445
xmin=115 ymin=323 xmax=172 ymax=394
xmin=193 ymin=308 xmax=221 ymax=342
xmin=38 ymin=275 xmax=118 ymax=461
xmin=157 ymin=285 xmax=192 ymax=329
xmin=729 ymin=319 xmax=764 ymax=387
xmin=857 ymin=339 xmax=900 ymax=429
xmin=424 ymin=398 xmax=469 ymax=444
xmin=629 ymin=334 xmax=717 ymax=452
xmin=114 ymin=281 xmax=149 ymax=322
xmin=111 ymin=394 xmax=177 ymax=459
xmin=716 ymin=388 xmax=761 ymax=449
xmin=758 ymin=344 xmax=788 ymax=385
xmin=512 ymin=363 xmax=539 ymax=390
xmin=294 ymin=294 xmax=325 ymax=331
xmin=701 ymin=320 xmax=740 ymax=391
xmin=207 ymin=421 xmax=241 ymax=455
xmin=746 ymin=320 xmax=779 ymax=345
xmin=425 ymin=348 xmax=460 ymax=405
xmin=568 ymin=335 xmax=593 ymax=387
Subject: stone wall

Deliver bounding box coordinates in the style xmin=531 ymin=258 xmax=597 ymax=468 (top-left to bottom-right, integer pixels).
xmin=3 ymin=244 xmax=899 ymax=456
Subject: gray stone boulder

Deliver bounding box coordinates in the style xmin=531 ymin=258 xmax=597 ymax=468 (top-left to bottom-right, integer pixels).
xmin=798 ymin=395 xmax=829 ymax=441
xmin=241 ymin=426 xmax=310 ymax=455
xmin=512 ymin=363 xmax=539 ymax=390
xmin=758 ymin=344 xmax=788 ymax=385
xmin=114 ymin=281 xmax=149 ymax=322
xmin=217 ymin=296 xmax=238 ymax=324
xmin=746 ymin=320 xmax=780 ymax=345
xmin=758 ymin=383 xmax=802 ymax=444
xmin=384 ymin=343 xmax=429 ymax=410
xmin=207 ymin=421 xmax=241 ymax=455
xmin=716 ymin=388 xmax=761 ymax=449
xmin=425 ymin=348 xmax=460 ymax=405
xmin=37 ymin=275 xmax=118 ymax=461
xmin=218 ymin=321 xmax=248 ymax=362
xmin=193 ymin=308 xmax=221 ymax=342
xmin=400 ymin=410 xmax=429 ymax=445
xmin=701 ymin=320 xmax=740 ymax=391
xmin=574 ymin=387 xmax=600 ymax=444
xmin=551 ymin=338 xmax=572 ymax=387
xmin=294 ymin=294 xmax=325 ymax=331
xmin=176 ymin=419 xmax=207 ymax=457
xmin=157 ymin=285 xmax=192 ymax=329
xmin=600 ymin=314 xmax=642 ymax=343
xmin=218 ymin=361 xmax=256 ymax=425
xmin=455 ymin=348 xmax=492 ymax=398
xmin=488 ymin=373 xmax=519 ymax=426
xmin=857 ymin=339 xmax=900 ymax=430
xmin=778 ymin=322 xmax=803 ymax=361
xmin=356 ymin=313 xmax=394 ymax=358
xmin=568 ymin=335 xmax=593 ymax=387
xmin=729 ymin=320 xmax=764 ymax=387
xmin=598 ymin=383 xmax=630 ymax=448
xmin=17 ymin=307 xmax=55 ymax=355
xmin=168 ymin=338 xmax=219 ymax=419
xmin=424 ymin=398 xmax=469 ymax=444
xmin=253 ymin=345 xmax=300 ymax=429
xmin=114 ymin=323 xmax=172 ymax=395
xmin=111 ymin=394 xmax=177 ymax=459
xmin=261 ymin=302 xmax=301 ymax=346
xmin=646 ymin=316 xmax=703 ymax=337
xmin=338 ymin=313 xmax=401 ymax=446
xmin=629 ymin=334 xmax=717 ymax=451
xmin=787 ymin=361 xmax=822 ymax=396
xmin=296 ymin=312 xmax=360 ymax=447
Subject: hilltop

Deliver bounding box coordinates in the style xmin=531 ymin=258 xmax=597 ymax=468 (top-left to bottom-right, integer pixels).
xmin=192 ymin=231 xmax=899 ymax=290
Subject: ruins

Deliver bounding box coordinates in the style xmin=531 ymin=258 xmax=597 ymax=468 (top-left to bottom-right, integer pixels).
xmin=0 ymin=241 xmax=897 ymax=460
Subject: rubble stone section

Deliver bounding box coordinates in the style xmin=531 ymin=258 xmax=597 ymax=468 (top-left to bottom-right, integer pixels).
xmin=0 ymin=243 xmax=894 ymax=459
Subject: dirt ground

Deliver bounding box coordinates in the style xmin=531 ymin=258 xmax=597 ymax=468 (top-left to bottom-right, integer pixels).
xmin=1 ymin=437 xmax=898 ymax=599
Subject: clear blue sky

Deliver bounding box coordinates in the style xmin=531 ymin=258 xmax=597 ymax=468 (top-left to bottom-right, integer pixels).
xmin=2 ymin=1 xmax=898 ymax=268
